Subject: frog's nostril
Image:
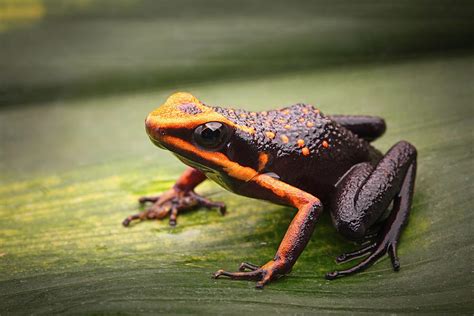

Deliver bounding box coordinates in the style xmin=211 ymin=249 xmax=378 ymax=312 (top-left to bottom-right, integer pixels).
xmin=145 ymin=113 xmax=168 ymax=145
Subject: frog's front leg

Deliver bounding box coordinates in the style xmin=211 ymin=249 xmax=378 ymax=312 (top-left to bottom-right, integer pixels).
xmin=213 ymin=174 xmax=323 ymax=289
xmin=123 ymin=167 xmax=225 ymax=227
xmin=327 ymin=141 xmax=417 ymax=279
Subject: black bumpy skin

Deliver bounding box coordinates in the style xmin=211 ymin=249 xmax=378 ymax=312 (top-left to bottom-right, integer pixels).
xmin=209 ymin=103 xmax=381 ymax=200
xmin=125 ymin=93 xmax=418 ymax=288
xmin=330 ymin=115 xmax=386 ymax=142
xmin=326 ymin=141 xmax=417 ymax=279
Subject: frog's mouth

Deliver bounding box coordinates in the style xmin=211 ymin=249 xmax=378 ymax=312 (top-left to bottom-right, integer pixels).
xmin=148 ymin=133 xmax=220 ymax=174
xmin=147 ymin=133 xmax=259 ymax=183
xmin=148 ymin=135 xmax=166 ymax=149
xmin=174 ymin=154 xmax=216 ymax=174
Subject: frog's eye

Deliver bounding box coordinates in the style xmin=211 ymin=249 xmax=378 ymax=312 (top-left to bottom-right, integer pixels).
xmin=193 ymin=122 xmax=228 ymax=150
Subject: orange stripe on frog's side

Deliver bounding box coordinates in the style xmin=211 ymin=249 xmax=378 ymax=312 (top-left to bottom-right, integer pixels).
xmin=161 ymin=135 xmax=259 ymax=182
xmin=164 ymin=134 xmax=317 ymax=206
xmin=252 ymin=174 xmax=319 ymax=209
xmin=160 ymin=136 xmax=316 ymax=209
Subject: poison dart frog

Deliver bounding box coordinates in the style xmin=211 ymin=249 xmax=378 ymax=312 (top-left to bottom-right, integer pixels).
xmin=123 ymin=92 xmax=417 ymax=289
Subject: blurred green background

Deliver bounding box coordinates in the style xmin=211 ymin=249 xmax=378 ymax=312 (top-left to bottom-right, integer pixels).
xmin=1 ymin=0 xmax=473 ymax=106
xmin=0 ymin=0 xmax=473 ymax=314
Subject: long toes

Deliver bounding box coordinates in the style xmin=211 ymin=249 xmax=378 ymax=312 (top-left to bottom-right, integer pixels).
xmin=327 ymin=246 xmax=387 ymax=280
xmin=325 ymin=271 xmax=340 ymax=280
xmin=169 ymin=207 xmax=178 ymax=226
xmin=336 ymin=242 xmax=377 ymax=264
xmin=122 ymin=213 xmax=141 ymax=227
xmin=203 ymin=201 xmax=226 ymax=215
xmin=138 ymin=195 xmax=161 ymax=203
xmin=388 ymin=243 xmax=400 ymax=271
xmin=191 ymin=193 xmax=227 ymax=215
xmin=218 ymin=204 xmax=227 ymax=216
xmin=123 ymin=204 xmax=172 ymax=227
xmin=255 ymin=273 xmax=272 ymax=289
xmin=128 ymin=191 xmax=226 ymax=227
xmin=213 ymin=269 xmax=263 ymax=281
xmin=239 ymin=262 xmax=260 ymax=271
xmin=122 ymin=211 xmax=149 ymax=227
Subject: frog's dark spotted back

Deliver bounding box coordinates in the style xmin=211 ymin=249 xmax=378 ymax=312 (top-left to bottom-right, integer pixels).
xmin=211 ymin=103 xmax=365 ymax=160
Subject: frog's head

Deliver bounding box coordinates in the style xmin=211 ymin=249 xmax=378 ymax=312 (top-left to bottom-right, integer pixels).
xmin=145 ymin=92 xmax=258 ymax=182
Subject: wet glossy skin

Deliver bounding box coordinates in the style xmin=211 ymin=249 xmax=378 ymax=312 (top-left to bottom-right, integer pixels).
xmin=124 ymin=92 xmax=417 ymax=289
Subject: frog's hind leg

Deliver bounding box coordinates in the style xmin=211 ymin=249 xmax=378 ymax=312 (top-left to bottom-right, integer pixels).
xmin=330 ymin=115 xmax=386 ymax=142
xmin=326 ymin=141 xmax=417 ymax=280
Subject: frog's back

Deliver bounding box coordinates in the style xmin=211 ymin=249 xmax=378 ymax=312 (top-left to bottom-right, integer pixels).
xmin=212 ymin=103 xmax=376 ymax=199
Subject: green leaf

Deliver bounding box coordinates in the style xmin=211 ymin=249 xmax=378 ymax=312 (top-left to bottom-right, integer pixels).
xmin=1 ymin=55 xmax=472 ymax=314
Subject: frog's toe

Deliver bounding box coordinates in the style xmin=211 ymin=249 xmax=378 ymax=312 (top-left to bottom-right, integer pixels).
xmin=387 ymin=242 xmax=400 ymax=271
xmin=138 ymin=194 xmax=161 ymax=204
xmin=213 ymin=269 xmax=263 ymax=281
xmin=189 ymin=191 xmax=226 ymax=215
xmin=238 ymin=262 xmax=260 ymax=271
xmin=335 ymin=242 xmax=377 ymax=264
xmin=122 ymin=213 xmax=140 ymax=227
xmin=326 ymin=239 xmax=400 ymax=280
xmin=122 ymin=204 xmax=171 ymax=227
xmin=213 ymin=268 xmax=273 ymax=289
xmin=168 ymin=206 xmax=178 ymax=226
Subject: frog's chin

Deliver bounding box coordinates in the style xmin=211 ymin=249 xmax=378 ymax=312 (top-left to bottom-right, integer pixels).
xmin=174 ymin=153 xmax=235 ymax=192
xmin=173 ymin=153 xmax=215 ymax=174
xmin=148 ymin=135 xmax=166 ymax=149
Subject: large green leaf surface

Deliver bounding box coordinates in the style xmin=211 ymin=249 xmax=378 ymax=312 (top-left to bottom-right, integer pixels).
xmin=0 ymin=55 xmax=473 ymax=314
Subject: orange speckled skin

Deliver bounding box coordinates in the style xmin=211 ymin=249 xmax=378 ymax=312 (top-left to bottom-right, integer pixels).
xmin=132 ymin=92 xmax=417 ymax=288
xmin=209 ymin=102 xmax=381 ymax=202
xmin=145 ymin=92 xmax=380 ymax=203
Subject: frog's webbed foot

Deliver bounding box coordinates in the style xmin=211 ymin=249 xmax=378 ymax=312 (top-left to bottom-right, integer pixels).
xmin=123 ymin=189 xmax=226 ymax=227
xmin=213 ymin=260 xmax=289 ymax=289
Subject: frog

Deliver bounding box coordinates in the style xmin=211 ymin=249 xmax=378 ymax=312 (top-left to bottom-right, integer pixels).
xmin=123 ymin=92 xmax=417 ymax=289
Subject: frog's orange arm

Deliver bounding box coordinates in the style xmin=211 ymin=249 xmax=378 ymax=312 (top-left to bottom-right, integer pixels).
xmin=252 ymin=173 xmax=322 ymax=267
xmin=173 ymin=167 xmax=207 ymax=191
xmin=215 ymin=173 xmax=323 ymax=287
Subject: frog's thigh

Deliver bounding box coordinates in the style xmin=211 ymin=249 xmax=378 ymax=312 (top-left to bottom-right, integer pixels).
xmin=330 ymin=141 xmax=417 ymax=240
xmin=330 ymin=115 xmax=386 ymax=142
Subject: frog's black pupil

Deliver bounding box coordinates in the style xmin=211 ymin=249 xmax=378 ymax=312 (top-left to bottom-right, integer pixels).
xmin=194 ymin=122 xmax=227 ymax=149
xmin=201 ymin=127 xmax=220 ymax=142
